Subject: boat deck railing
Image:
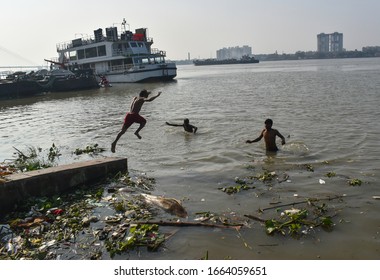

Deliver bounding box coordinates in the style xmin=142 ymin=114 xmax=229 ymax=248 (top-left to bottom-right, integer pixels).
xmin=151 ymin=48 xmax=166 ymax=56
xmin=112 ymin=49 xmax=135 ymax=57
xmin=109 ymin=64 xmax=134 ymax=72
xmin=57 ymin=35 xmax=153 ymax=52
xmin=111 ymin=48 xmax=165 ymax=57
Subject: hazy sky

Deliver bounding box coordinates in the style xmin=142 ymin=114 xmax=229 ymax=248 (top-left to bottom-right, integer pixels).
xmin=1 ymin=0 xmax=379 ymax=66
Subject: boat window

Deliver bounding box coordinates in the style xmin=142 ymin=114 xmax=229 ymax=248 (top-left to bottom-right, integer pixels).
xmin=141 ymin=58 xmax=149 ymax=64
xmin=77 ymin=49 xmax=85 ymax=60
xmin=97 ymin=45 xmax=106 ymax=56
xmin=69 ymin=51 xmax=77 ymax=60
xmin=85 ymin=47 xmax=97 ymax=58
xmin=130 ymin=42 xmax=137 ymax=48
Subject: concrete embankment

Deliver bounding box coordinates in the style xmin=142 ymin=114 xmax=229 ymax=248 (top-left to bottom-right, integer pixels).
xmin=0 ymin=157 xmax=128 ymax=215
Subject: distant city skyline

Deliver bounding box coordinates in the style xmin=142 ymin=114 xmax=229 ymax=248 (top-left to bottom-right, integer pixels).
xmin=216 ymin=46 xmax=252 ymax=60
xmin=1 ymin=0 xmax=380 ymax=66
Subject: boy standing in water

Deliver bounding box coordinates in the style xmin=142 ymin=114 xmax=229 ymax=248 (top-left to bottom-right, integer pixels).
xmin=165 ymin=118 xmax=198 ymax=134
xmin=246 ymin=118 xmax=286 ymax=152
xmin=111 ymin=89 xmax=161 ymax=153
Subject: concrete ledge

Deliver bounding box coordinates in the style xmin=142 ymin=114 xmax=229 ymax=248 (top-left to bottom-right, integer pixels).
xmin=0 ymin=157 xmax=128 ymax=215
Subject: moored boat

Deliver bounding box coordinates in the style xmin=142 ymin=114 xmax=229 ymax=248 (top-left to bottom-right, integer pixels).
xmin=52 ymin=19 xmax=177 ymax=83
xmin=0 ymin=79 xmax=45 ymax=100
xmin=0 ymin=72 xmax=46 ymax=100
xmin=39 ymin=69 xmax=100 ymax=92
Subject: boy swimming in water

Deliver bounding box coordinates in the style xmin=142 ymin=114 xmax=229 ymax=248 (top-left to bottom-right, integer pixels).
xmin=246 ymin=118 xmax=285 ymax=152
xmin=165 ymin=118 xmax=198 ymax=134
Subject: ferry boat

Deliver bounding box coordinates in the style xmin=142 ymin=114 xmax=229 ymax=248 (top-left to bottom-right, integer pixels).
xmin=53 ymin=19 xmax=177 ymax=83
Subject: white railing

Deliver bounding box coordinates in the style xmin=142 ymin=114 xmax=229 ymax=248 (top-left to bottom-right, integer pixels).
xmin=112 ymin=49 xmax=134 ymax=57
xmin=109 ymin=64 xmax=134 ymax=72
xmin=57 ymin=35 xmax=154 ymax=52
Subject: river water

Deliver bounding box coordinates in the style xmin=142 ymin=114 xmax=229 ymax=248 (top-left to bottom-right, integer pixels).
xmin=1 ymin=58 xmax=379 ymax=259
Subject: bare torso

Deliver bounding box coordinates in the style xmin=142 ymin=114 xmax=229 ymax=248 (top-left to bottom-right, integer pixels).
xmin=262 ymin=128 xmax=279 ymax=151
xmin=130 ymin=97 xmax=145 ymax=114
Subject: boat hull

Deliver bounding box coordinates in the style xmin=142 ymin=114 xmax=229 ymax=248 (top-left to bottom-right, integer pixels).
xmin=0 ymin=80 xmax=45 ymax=100
xmin=48 ymin=76 xmax=100 ymax=92
xmin=101 ymin=63 xmax=177 ymax=83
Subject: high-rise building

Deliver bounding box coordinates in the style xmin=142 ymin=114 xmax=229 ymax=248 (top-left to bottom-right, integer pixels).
xmin=317 ymin=32 xmax=343 ymax=52
xmin=216 ymin=46 xmax=252 ymax=60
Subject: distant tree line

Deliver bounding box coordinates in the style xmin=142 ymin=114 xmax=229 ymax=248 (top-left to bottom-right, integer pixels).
xmin=256 ymin=47 xmax=380 ymax=61
xmin=172 ymin=46 xmax=380 ymax=64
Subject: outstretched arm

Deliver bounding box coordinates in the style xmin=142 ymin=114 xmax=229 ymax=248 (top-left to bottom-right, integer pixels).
xmin=166 ymin=122 xmax=182 ymax=127
xmin=246 ymin=130 xmax=264 ymax=144
xmin=146 ymin=91 xmax=161 ymax=102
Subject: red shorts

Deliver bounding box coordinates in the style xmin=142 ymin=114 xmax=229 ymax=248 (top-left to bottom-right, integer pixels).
xmin=123 ymin=112 xmax=146 ymax=129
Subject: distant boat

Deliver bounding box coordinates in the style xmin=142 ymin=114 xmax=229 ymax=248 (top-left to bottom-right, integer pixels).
xmin=193 ymin=55 xmax=259 ymax=66
xmin=51 ymin=18 xmax=177 ymax=83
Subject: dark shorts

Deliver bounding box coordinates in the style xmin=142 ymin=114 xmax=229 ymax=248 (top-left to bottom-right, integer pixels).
xmin=123 ymin=113 xmax=146 ymax=129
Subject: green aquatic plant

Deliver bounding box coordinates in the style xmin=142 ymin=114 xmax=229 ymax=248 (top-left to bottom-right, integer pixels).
xmin=74 ymin=143 xmax=106 ymax=155
xmin=12 ymin=144 xmax=60 ymax=171
xmin=219 ymin=184 xmax=253 ymax=194
xmin=200 ymin=250 xmax=209 ymax=260
xmin=320 ymin=216 xmax=334 ymax=229
xmin=264 ymin=210 xmax=335 ymax=236
xmin=305 ymin=164 xmax=314 ymax=172
xmin=260 ymin=200 xmax=337 ymax=237
xmin=326 ymin=171 xmax=336 ymax=178
xmin=112 ymin=201 xmax=126 ymax=212
xmin=47 ymin=143 xmax=61 ymax=162
xmin=348 ymin=178 xmax=362 ymax=186
xmin=106 ymin=223 xmax=165 ymax=258
xmin=265 ymin=209 xmax=309 ymax=236
xmin=235 ymin=177 xmax=247 ymax=185
xmin=111 ymin=171 xmax=156 ymax=192
xmin=254 ymin=170 xmax=277 ymax=182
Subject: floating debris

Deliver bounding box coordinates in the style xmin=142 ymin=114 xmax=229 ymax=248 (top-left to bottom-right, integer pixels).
xmin=105 ymin=223 xmax=165 ymax=258
xmin=73 ymin=143 xmax=105 ymax=155
xmin=348 ymin=178 xmax=362 ymax=186
xmin=0 ymin=185 xmax=104 ymax=260
xmin=326 ymin=171 xmax=336 ymax=178
xmin=219 ymin=184 xmax=254 ymax=194
xmin=255 ymin=170 xmax=277 ymax=182
xmin=304 ymin=164 xmax=314 ymax=172
xmin=140 ymin=194 xmax=188 ymax=218
xmin=246 ymin=195 xmax=343 ymax=237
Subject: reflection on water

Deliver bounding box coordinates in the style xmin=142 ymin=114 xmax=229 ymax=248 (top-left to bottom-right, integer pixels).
xmin=1 ymin=58 xmax=380 ymax=259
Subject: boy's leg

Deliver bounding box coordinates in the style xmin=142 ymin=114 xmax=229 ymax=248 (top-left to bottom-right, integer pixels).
xmin=134 ymin=117 xmax=147 ymax=139
xmin=111 ymin=127 xmax=127 ymax=153
xmin=134 ymin=123 xmax=145 ymax=139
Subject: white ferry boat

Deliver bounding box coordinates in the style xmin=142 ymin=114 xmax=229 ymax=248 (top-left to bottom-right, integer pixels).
xmin=53 ymin=19 xmax=177 ymax=83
